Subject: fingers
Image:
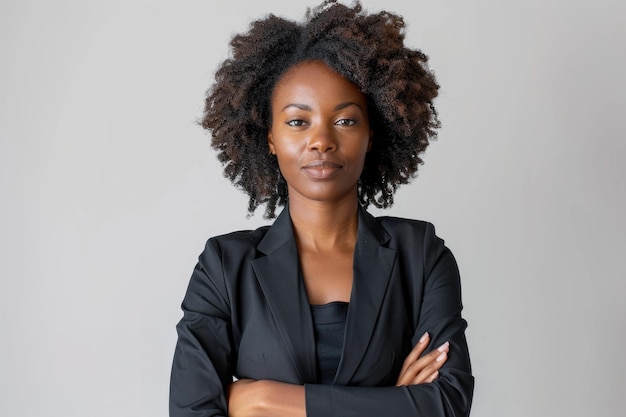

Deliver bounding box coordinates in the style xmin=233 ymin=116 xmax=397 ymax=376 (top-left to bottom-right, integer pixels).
xmin=396 ymin=336 xmax=449 ymax=386
xmin=397 ymin=332 xmax=432 ymax=386
xmin=424 ymin=370 xmax=439 ymax=384
xmin=410 ymin=341 xmax=449 ymax=385
xmin=398 ymin=332 xmax=430 ymax=377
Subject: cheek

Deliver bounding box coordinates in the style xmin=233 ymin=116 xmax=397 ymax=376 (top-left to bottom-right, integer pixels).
xmin=273 ymin=144 xmax=301 ymax=175
xmin=273 ymin=136 xmax=304 ymax=160
xmin=355 ymin=137 xmax=373 ymax=162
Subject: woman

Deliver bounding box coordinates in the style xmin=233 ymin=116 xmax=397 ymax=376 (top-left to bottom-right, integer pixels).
xmin=170 ymin=1 xmax=474 ymax=416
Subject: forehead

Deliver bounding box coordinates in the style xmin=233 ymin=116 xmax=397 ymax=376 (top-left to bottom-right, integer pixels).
xmin=271 ymin=60 xmax=366 ymax=106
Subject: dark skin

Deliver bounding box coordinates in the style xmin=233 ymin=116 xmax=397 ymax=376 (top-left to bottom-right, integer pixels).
xmin=228 ymin=61 xmax=449 ymax=417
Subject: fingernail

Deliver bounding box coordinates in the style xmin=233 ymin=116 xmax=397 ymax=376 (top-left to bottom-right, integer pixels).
xmin=437 ymin=341 xmax=449 ymax=352
xmin=436 ymin=352 xmax=447 ymax=362
xmin=419 ymin=332 xmax=429 ymax=343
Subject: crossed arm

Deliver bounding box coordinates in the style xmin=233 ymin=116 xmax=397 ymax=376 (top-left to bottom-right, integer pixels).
xmin=228 ymin=332 xmax=450 ymax=417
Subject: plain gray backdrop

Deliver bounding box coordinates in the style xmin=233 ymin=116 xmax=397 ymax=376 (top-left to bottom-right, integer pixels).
xmin=1 ymin=0 xmax=625 ymax=416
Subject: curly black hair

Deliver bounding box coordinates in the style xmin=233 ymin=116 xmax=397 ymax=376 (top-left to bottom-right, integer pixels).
xmin=201 ymin=0 xmax=440 ymax=218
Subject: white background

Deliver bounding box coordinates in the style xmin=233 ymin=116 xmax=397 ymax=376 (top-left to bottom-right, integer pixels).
xmin=1 ymin=0 xmax=625 ymax=416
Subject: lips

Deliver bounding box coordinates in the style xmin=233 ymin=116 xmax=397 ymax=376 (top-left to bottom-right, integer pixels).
xmin=302 ymin=160 xmax=343 ymax=179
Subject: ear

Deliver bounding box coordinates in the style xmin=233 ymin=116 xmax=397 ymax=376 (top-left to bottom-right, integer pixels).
xmin=267 ymin=131 xmax=276 ymax=155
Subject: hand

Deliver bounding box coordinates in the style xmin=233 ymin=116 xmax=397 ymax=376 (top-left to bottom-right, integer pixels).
xmin=395 ymin=332 xmax=449 ymax=386
xmin=228 ymin=378 xmax=305 ymax=417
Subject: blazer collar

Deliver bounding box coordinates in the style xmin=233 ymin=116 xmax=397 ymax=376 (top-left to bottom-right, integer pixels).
xmin=256 ymin=205 xmax=297 ymax=255
xmin=251 ymin=204 xmax=397 ymax=384
xmin=252 ymin=206 xmax=317 ymax=382
xmin=337 ymin=206 xmax=396 ymax=384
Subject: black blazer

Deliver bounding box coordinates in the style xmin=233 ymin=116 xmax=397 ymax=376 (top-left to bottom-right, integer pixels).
xmin=170 ymin=206 xmax=474 ymax=417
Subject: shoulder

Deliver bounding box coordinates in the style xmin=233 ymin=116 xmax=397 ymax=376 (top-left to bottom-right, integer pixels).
xmin=181 ymin=225 xmax=273 ymax=303
xmin=370 ymin=215 xmax=461 ymax=292
xmin=374 ymin=215 xmax=439 ymax=243
xmin=373 ymin=214 xmax=452 ymax=266
xmin=199 ymin=224 xmax=272 ymax=261
xmin=375 ymin=215 xmax=432 ymax=232
xmin=190 ymin=225 xmax=274 ymax=295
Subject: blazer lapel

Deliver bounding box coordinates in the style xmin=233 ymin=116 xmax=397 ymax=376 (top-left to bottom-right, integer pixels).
xmin=335 ymin=207 xmax=397 ymax=385
xmin=251 ymin=207 xmax=317 ymax=383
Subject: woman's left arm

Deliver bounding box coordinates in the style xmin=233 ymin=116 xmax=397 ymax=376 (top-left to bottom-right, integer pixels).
xmin=304 ymin=224 xmax=474 ymax=417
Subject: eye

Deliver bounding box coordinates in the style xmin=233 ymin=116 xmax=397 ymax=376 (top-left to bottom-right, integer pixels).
xmin=286 ymin=119 xmax=307 ymax=127
xmin=335 ymin=118 xmax=357 ymax=126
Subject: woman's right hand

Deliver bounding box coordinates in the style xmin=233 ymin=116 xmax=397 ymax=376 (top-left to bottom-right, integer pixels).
xmin=395 ymin=332 xmax=449 ymax=386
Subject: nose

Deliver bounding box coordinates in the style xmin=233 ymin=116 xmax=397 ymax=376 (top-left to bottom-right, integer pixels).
xmin=308 ymin=123 xmax=337 ymax=153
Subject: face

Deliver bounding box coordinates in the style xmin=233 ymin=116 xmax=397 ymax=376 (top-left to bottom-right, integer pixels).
xmin=268 ymin=60 xmax=372 ymax=206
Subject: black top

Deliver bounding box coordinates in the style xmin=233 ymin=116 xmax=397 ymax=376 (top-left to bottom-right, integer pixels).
xmin=310 ymin=301 xmax=349 ymax=384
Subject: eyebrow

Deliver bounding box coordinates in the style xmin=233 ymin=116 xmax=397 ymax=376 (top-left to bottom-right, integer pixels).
xmin=280 ymin=102 xmax=364 ymax=112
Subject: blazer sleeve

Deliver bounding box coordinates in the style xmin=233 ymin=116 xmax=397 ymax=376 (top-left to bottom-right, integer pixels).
xmin=170 ymin=238 xmax=233 ymax=417
xmin=305 ymin=222 xmax=474 ymax=417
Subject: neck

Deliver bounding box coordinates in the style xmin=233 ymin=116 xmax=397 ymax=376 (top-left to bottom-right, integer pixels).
xmin=287 ymin=194 xmax=359 ymax=251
